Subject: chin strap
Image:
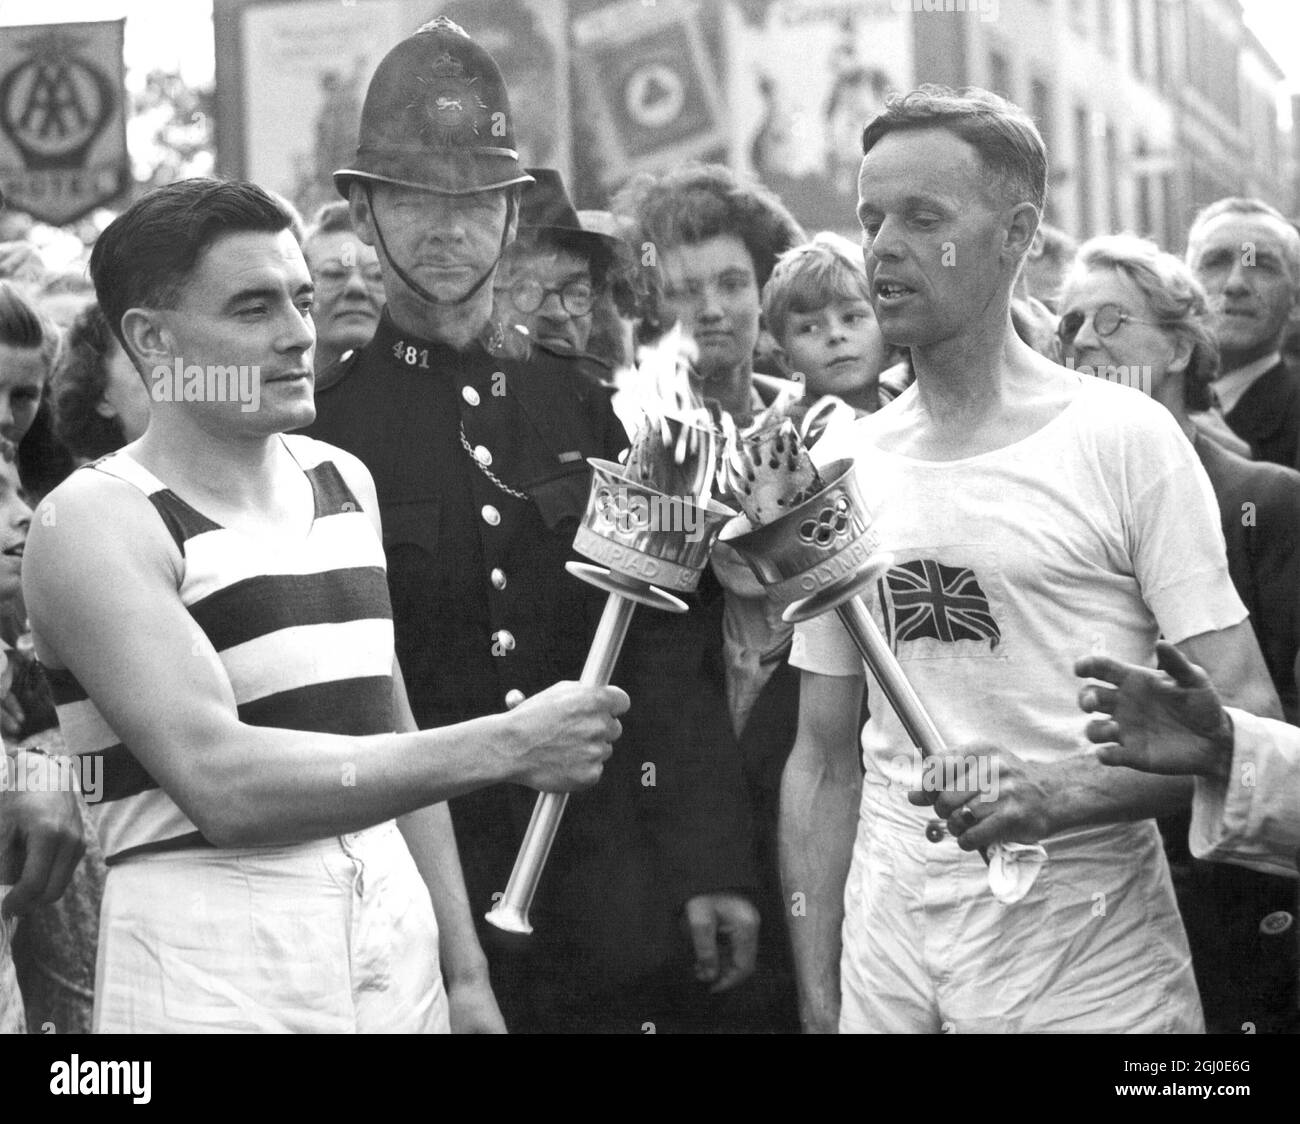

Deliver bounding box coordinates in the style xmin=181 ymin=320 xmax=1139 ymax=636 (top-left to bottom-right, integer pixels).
xmin=366 ymin=181 xmax=516 ymax=308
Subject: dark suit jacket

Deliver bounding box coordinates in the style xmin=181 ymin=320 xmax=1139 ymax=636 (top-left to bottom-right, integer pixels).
xmin=301 ymin=313 xmax=756 ymax=1028
xmin=1222 ymin=357 xmax=1300 ymax=470
xmin=1160 ymin=432 xmax=1300 ymax=1033
xmin=1194 ymin=432 xmax=1300 ymax=721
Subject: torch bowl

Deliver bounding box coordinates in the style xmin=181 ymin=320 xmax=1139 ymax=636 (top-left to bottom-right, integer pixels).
xmin=572 ymin=459 xmax=736 ymax=594
xmin=719 ymin=458 xmax=887 ymax=609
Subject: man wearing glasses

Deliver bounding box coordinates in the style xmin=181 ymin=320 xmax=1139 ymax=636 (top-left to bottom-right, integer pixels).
xmin=301 ymin=201 xmax=385 ymax=378
xmin=492 ymin=169 xmax=611 ymax=362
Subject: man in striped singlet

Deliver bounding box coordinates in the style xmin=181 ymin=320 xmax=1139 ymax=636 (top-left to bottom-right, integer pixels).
xmin=22 ymin=177 xmax=630 ymax=1033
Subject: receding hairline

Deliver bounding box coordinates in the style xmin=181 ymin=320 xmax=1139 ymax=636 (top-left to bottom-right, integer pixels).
xmin=1186 ymin=207 xmax=1300 ymax=266
xmin=855 ymin=128 xmax=1013 ymax=217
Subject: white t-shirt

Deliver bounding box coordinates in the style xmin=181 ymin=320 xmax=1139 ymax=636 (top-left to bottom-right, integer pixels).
xmin=791 ymin=375 xmax=1247 ymax=834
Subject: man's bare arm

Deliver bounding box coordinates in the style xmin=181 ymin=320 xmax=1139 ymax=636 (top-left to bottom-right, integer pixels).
xmin=1044 ymin=621 xmax=1276 ymax=829
xmin=779 ymin=670 xmax=863 ymax=1034
xmin=924 ymin=620 xmax=1276 ymax=848
xmin=1178 ymin=619 xmax=1281 ymax=720
xmin=23 ymin=469 xmax=626 ymax=849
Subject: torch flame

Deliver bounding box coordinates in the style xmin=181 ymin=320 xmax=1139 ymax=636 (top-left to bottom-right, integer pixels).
xmin=619 ymin=326 xmax=726 ymax=509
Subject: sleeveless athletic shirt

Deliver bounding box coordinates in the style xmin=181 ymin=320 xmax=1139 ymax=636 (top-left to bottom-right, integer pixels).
xmin=45 ymin=435 xmax=396 ymax=866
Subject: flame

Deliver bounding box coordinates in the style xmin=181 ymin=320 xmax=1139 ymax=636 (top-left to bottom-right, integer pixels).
xmin=618 ymin=326 xmax=726 ymax=508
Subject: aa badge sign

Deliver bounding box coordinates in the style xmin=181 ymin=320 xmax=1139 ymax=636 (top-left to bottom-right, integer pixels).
xmin=0 ymin=20 xmax=129 ymax=224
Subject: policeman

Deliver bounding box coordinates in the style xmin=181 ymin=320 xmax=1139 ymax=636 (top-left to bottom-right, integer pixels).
xmin=303 ymin=17 xmax=760 ymax=1033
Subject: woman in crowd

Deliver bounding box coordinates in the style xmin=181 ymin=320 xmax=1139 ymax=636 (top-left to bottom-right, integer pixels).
xmin=299 ymin=202 xmax=384 ymax=379
xmin=50 ymin=302 xmax=151 ymax=464
xmin=1057 ymin=232 xmax=1300 ymax=1035
xmin=614 ymin=163 xmax=805 ymax=1030
xmin=0 ymin=282 xmax=58 ymax=465
xmin=0 ymin=283 xmax=73 ymax=504
xmin=0 ymin=282 xmax=102 ymax=1033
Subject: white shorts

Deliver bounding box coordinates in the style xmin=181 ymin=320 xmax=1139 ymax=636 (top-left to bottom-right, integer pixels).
xmin=839 ymin=801 xmax=1204 ymax=1033
xmin=93 ymin=821 xmax=449 ymax=1033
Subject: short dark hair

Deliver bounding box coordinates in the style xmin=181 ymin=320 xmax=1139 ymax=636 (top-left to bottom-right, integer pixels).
xmin=89 ymin=178 xmax=301 ymax=355
xmin=0 ymin=280 xmax=59 ymax=372
xmin=861 ymin=85 xmax=1047 ymax=212
xmin=51 ymin=302 xmax=127 ymax=461
xmin=612 ymin=162 xmax=805 ymax=331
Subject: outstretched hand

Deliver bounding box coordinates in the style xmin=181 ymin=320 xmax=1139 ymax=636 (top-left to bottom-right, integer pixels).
xmin=1075 ymin=640 xmax=1233 ymax=779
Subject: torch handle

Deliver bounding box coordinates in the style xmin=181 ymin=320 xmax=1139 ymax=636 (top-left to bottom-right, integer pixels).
xmin=485 ymin=591 xmax=639 ymax=935
xmin=835 ymin=595 xmax=988 ymax=855
xmin=835 ymin=595 xmax=948 ymax=759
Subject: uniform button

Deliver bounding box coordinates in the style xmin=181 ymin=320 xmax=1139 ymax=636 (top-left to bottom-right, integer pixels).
xmin=474 ymin=445 xmax=493 ymax=466
xmin=1260 ymin=910 xmax=1294 ymax=936
xmin=481 ymin=504 xmax=501 ymax=526
xmin=462 ymin=386 xmax=481 ymax=406
xmin=504 ymin=689 xmax=525 ymax=709
xmin=492 ymin=629 xmax=516 ymax=652
xmin=490 ymin=567 xmax=507 ymax=590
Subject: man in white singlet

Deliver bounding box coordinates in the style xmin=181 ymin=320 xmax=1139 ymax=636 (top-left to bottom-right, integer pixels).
xmin=23 ymin=178 xmax=628 ymax=1033
xmin=780 ymin=87 xmax=1282 ymax=1034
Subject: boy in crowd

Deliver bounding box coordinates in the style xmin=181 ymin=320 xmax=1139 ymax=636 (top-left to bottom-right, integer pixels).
xmin=762 ymin=233 xmax=892 ymax=416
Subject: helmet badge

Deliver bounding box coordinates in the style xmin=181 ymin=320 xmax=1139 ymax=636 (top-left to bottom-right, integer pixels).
xmin=421 ymin=51 xmax=489 ymax=146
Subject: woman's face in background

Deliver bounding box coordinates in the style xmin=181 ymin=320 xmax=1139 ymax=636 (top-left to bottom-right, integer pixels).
xmin=1057 ymin=266 xmax=1186 ymax=398
xmin=0 ymin=343 xmax=48 ymax=452
xmin=0 ymin=456 xmax=31 ymax=602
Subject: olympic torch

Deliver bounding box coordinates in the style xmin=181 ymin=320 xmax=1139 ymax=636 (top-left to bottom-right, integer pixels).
xmin=717 ymin=423 xmax=946 ymax=771
xmin=486 ymin=337 xmax=735 ymax=935
xmin=718 ymin=418 xmax=1047 ymax=899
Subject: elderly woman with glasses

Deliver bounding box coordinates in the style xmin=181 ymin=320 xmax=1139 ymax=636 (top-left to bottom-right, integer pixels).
xmin=1058 ymin=231 xmax=1300 ymax=1036
xmin=301 ymin=201 xmax=386 ymax=380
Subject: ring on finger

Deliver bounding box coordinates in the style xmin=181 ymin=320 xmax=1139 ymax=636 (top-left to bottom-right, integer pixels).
xmin=957 ymin=805 xmax=978 ymax=830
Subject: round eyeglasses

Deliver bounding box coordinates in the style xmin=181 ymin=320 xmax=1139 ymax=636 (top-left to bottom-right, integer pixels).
xmin=1057 ymin=302 xmax=1160 ymax=344
xmin=501 ymin=277 xmax=595 ymax=317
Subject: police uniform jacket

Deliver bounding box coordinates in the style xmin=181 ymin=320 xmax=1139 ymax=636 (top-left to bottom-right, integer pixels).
xmin=302 ymin=311 xmax=756 ymax=992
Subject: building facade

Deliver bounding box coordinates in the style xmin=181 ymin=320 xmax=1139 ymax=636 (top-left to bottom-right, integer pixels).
xmin=904 ymin=0 xmax=1292 ymax=249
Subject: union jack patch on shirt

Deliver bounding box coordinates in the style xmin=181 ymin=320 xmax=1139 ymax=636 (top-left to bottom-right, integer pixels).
xmin=878 ymin=558 xmax=1002 ymax=651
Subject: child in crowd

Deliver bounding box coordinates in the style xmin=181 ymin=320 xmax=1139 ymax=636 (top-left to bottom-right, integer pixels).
xmin=761 ymin=232 xmax=900 ymax=418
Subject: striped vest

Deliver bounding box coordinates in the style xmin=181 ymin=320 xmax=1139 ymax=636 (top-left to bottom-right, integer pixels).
xmin=47 ymin=435 xmax=395 ymax=865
